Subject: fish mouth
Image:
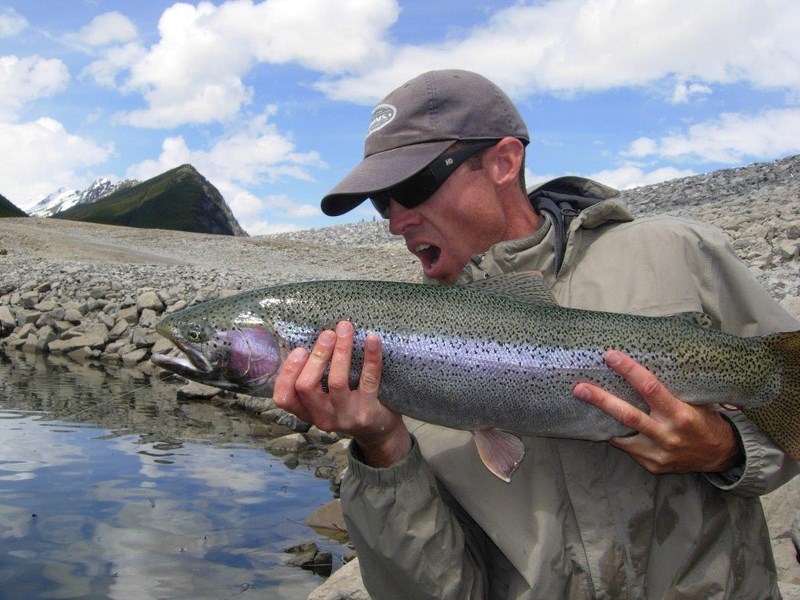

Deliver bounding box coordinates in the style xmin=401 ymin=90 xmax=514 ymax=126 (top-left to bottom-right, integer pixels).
xmin=150 ymin=322 xmax=278 ymax=396
xmin=151 ymin=342 xmax=243 ymax=393
xmin=151 ymin=334 xmax=213 ymax=377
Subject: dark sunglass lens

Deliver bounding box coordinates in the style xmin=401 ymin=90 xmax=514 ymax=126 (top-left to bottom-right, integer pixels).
xmin=369 ymin=140 xmax=498 ymax=218
xmin=391 ymin=172 xmax=439 ymax=209
xmin=369 ymin=193 xmax=390 ymax=218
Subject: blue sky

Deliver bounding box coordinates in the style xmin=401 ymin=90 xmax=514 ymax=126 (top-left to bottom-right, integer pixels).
xmin=1 ymin=0 xmax=799 ymax=235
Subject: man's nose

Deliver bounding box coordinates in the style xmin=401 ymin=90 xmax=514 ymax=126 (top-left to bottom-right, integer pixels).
xmin=387 ymin=200 xmax=421 ymax=236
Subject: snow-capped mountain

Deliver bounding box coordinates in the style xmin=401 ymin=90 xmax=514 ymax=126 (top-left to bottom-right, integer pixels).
xmin=26 ymin=187 xmax=81 ymax=217
xmin=26 ymin=178 xmax=139 ymax=217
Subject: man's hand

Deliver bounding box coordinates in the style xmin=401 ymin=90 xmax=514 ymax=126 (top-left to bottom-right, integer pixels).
xmin=273 ymin=320 xmax=412 ymax=468
xmin=573 ymin=350 xmax=743 ymax=474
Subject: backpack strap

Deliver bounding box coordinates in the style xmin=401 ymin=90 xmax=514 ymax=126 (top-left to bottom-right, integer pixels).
xmin=528 ymin=176 xmax=619 ymax=273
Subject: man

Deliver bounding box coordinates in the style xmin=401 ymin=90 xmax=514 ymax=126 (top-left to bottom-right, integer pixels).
xmin=274 ymin=70 xmax=799 ymax=598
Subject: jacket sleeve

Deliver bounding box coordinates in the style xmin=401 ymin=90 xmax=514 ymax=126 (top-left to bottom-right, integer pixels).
xmin=707 ymin=411 xmax=800 ymax=495
xmin=694 ymin=224 xmax=800 ymax=495
xmin=339 ymin=437 xmax=496 ymax=600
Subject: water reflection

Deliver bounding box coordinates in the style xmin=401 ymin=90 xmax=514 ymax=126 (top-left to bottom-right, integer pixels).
xmin=0 ymin=350 xmax=339 ymax=600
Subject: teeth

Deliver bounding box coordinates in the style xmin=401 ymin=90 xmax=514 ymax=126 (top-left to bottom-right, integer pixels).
xmin=414 ymin=243 xmax=431 ymax=253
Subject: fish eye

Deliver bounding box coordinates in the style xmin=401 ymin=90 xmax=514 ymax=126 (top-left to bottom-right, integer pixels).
xmin=186 ymin=323 xmax=206 ymax=343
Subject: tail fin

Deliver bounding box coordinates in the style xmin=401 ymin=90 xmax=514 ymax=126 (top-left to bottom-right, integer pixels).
xmin=741 ymin=331 xmax=800 ymax=462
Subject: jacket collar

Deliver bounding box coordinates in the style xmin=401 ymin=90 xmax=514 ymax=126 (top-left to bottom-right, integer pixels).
xmin=449 ymin=196 xmax=634 ymax=286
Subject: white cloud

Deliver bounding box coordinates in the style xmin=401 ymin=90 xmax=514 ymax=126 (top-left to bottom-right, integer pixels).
xmin=68 ymin=11 xmax=138 ymax=47
xmin=84 ymin=41 xmax=146 ymax=88
xmin=116 ymin=2 xmax=252 ymax=127
xmin=526 ymin=164 xmax=696 ymax=194
xmin=0 ymin=117 xmax=113 ymax=207
xmin=222 ymin=188 xmax=321 ymax=234
xmin=589 ymin=165 xmax=696 ymax=190
xmin=671 ymin=81 xmax=712 ymax=104
xmin=126 ymin=109 xmax=324 ymax=232
xmin=624 ymin=108 xmax=800 ymax=163
xmin=626 ymin=137 xmax=658 ymax=157
xmin=224 ymin=0 xmax=398 ymax=71
xmin=0 ymin=28 xmax=112 ymax=208
xmin=0 ymin=55 xmax=70 ymax=120
xmin=317 ymin=0 xmax=800 ymax=103
xmin=122 ymin=78 xmax=252 ymax=128
xmin=230 ymin=191 xmax=318 ymax=235
xmin=103 ymin=0 xmax=398 ymax=128
xmin=126 ymin=108 xmax=323 ymax=183
xmin=0 ymin=7 xmax=28 ymax=38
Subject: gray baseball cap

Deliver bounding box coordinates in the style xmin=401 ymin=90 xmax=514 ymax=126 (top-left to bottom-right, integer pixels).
xmin=320 ymin=69 xmax=530 ymax=217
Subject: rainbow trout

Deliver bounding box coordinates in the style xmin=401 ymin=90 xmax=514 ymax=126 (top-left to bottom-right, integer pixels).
xmin=151 ymin=274 xmax=800 ymax=481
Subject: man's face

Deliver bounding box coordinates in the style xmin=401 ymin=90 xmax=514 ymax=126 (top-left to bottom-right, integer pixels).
xmin=387 ymin=156 xmax=508 ymax=285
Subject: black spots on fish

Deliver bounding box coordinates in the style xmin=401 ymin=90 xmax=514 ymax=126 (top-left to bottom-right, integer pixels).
xmin=740 ymin=330 xmax=800 ymax=461
xmin=207 ymin=328 xmax=234 ymax=353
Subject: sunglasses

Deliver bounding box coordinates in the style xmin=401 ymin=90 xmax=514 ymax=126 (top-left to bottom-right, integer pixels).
xmin=370 ymin=139 xmax=499 ymax=218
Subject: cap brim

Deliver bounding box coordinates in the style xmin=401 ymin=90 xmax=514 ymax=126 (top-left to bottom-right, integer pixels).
xmin=321 ymin=140 xmax=454 ymax=216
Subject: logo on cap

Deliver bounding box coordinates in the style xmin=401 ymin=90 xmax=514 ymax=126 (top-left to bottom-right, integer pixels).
xmin=367 ymin=104 xmax=396 ymax=137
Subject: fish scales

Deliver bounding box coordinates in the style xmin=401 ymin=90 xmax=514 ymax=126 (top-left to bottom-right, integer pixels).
xmin=151 ymin=277 xmax=800 ymax=472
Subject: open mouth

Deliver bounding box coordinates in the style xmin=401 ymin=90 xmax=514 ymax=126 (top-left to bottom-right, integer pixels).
xmin=414 ymin=243 xmax=441 ymax=271
xmin=150 ymin=336 xmax=213 ymax=376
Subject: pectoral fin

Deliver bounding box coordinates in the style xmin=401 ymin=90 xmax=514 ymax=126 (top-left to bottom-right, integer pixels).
xmin=473 ymin=428 xmax=526 ymax=482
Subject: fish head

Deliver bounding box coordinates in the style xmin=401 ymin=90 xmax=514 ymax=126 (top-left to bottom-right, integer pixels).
xmin=151 ymin=306 xmax=283 ymax=397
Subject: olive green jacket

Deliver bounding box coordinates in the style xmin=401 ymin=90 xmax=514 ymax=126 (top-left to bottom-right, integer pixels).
xmin=341 ymin=191 xmax=800 ymax=599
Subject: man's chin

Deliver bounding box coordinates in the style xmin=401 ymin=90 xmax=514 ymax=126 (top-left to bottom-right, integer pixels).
xmin=421 ymin=261 xmax=458 ymax=285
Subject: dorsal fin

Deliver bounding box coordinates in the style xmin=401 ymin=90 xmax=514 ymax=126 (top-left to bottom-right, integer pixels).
xmin=673 ymin=312 xmax=713 ymax=328
xmin=466 ymin=271 xmax=558 ymax=306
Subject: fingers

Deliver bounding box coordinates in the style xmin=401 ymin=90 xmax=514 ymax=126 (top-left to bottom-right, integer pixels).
xmin=273 ymin=321 xmax=385 ymax=434
xmin=326 ymin=322 xmax=355 ymax=395
xmin=359 ymin=333 xmax=383 ymax=394
xmin=574 ymin=350 xmax=743 ymax=474
xmin=604 ymin=350 xmax=668 ymax=411
xmin=324 ymin=321 xmax=382 ymax=398
xmin=573 ymin=351 xmax=673 ymax=436
xmin=273 ymin=347 xmax=313 ymax=422
xmin=274 ymin=328 xmax=337 ymax=428
xmin=575 ymin=386 xmax=648 ymax=433
xmin=296 ymin=329 xmax=336 ymax=394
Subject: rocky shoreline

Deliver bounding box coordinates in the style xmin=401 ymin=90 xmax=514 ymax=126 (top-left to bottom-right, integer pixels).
xmin=1 ymin=154 xmax=799 ymax=598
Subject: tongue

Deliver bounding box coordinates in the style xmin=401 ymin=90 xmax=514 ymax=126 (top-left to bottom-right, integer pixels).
xmin=419 ymin=245 xmax=441 ymax=269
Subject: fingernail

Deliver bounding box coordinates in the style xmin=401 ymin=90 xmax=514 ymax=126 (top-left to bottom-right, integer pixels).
xmin=605 ymin=350 xmax=622 ymax=367
xmin=318 ymin=330 xmax=336 ymax=346
xmin=574 ymin=384 xmax=591 ymax=401
xmin=288 ymin=348 xmax=306 ymax=363
xmin=336 ymin=321 xmax=352 ymax=336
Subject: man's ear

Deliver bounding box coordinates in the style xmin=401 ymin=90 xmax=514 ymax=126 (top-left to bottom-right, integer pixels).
xmin=487 ymin=136 xmax=525 ymax=191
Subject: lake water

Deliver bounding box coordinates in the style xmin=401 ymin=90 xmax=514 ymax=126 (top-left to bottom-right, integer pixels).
xmin=0 ymin=349 xmax=342 ymax=600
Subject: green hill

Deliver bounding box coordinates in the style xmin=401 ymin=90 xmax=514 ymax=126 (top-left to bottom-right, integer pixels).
xmin=0 ymin=193 xmax=28 ymax=218
xmin=55 ymin=164 xmax=247 ymax=236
